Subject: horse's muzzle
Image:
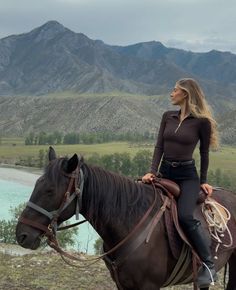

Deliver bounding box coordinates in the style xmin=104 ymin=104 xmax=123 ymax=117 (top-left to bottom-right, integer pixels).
xmin=15 ymin=222 xmax=41 ymax=250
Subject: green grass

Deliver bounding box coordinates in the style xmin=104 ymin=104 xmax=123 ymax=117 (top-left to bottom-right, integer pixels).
xmin=0 ymin=248 xmax=225 ymax=290
xmin=0 ymin=138 xmax=154 ymax=164
xmin=1 ymin=137 xmax=236 ymax=177
xmin=1 ymin=137 xmax=24 ymax=145
xmin=209 ymin=145 xmax=236 ymax=174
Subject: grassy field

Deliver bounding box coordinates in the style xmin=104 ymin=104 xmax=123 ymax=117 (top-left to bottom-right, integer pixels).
xmin=0 ymin=137 xmax=236 ymax=177
xmin=0 ymin=137 xmax=154 ymax=163
xmin=0 ymin=245 xmax=226 ymax=290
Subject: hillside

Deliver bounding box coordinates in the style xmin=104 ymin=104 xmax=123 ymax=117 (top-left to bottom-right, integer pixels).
xmin=0 ymin=94 xmax=169 ymax=136
xmin=1 ymin=93 xmax=236 ymax=145
xmin=1 ymin=21 xmax=236 ymax=141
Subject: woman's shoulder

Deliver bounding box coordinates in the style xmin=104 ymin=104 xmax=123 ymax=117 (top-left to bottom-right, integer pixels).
xmin=162 ymin=110 xmax=179 ymax=117
xmin=198 ymin=117 xmax=211 ymax=133
xmin=199 ymin=116 xmax=211 ymax=125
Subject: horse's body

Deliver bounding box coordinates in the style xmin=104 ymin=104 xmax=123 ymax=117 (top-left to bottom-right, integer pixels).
xmin=16 ymin=148 xmax=236 ymax=290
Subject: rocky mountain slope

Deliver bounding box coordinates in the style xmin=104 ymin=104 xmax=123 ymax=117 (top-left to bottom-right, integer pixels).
xmin=0 ymin=94 xmax=169 ymax=135
xmin=0 ymin=21 xmax=236 ymax=142
xmin=0 ymin=21 xmax=236 ymax=98
xmin=1 ymin=93 xmax=235 ymax=146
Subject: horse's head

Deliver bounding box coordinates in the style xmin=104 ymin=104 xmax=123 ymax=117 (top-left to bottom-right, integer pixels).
xmin=16 ymin=147 xmax=83 ymax=250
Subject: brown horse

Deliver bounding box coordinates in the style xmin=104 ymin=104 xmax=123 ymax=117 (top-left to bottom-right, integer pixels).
xmin=16 ymin=147 xmax=236 ymax=290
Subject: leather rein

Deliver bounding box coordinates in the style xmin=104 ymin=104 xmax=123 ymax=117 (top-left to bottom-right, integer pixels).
xmin=19 ymin=167 xmax=169 ymax=268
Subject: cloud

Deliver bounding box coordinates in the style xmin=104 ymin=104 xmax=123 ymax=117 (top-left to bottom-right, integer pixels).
xmin=0 ymin=0 xmax=235 ymax=53
xmin=165 ymin=38 xmax=236 ymax=53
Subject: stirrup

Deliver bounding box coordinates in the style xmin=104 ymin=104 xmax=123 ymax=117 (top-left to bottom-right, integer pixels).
xmin=202 ymin=262 xmax=215 ymax=285
xmin=197 ymin=262 xmax=217 ymax=287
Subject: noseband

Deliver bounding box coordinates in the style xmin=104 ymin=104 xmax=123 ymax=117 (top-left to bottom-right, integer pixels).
xmin=19 ymin=166 xmax=85 ymax=241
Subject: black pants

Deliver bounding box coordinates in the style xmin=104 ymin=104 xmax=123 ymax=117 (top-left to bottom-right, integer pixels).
xmin=159 ymin=159 xmax=200 ymax=230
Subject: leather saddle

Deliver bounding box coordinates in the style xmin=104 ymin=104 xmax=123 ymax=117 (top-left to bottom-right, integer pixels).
xmin=152 ymin=177 xmax=236 ymax=258
xmin=153 ymin=176 xmax=207 ymax=204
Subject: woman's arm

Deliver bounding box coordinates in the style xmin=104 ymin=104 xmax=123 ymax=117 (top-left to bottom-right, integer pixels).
xmin=199 ymin=118 xmax=212 ymax=194
xmin=150 ymin=111 xmax=168 ymax=174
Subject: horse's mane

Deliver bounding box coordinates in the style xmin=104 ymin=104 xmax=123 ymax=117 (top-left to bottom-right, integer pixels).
xmin=83 ymin=164 xmax=154 ymax=228
xmin=43 ymin=157 xmax=156 ymax=228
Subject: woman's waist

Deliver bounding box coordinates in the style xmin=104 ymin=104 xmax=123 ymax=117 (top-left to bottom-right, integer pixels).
xmin=162 ymin=158 xmax=195 ymax=167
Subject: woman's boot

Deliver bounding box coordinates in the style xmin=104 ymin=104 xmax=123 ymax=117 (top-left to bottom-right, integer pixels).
xmin=186 ymin=223 xmax=217 ymax=288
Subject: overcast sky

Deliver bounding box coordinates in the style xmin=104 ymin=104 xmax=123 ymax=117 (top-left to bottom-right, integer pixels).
xmin=0 ymin=0 xmax=236 ymax=53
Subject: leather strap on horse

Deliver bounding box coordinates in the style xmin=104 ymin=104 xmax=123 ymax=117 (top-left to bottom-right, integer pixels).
xmin=57 ymin=219 xmax=87 ymax=231
xmin=47 ymin=181 xmax=161 ymax=267
xmin=163 ymin=243 xmax=191 ymax=287
xmin=105 ymin=195 xmax=169 ymax=268
xmin=44 ymin=181 xmax=170 ymax=274
xmin=19 ymin=217 xmax=54 ymax=238
xmin=145 ymin=196 xmax=169 ymax=243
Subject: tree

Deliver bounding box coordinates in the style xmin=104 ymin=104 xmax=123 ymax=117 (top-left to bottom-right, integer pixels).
xmin=132 ymin=150 xmax=152 ymax=177
xmin=56 ymin=224 xmax=79 ymax=248
xmin=53 ymin=131 xmax=63 ymax=145
xmin=87 ymin=153 xmax=101 ymax=166
xmin=94 ymin=237 xmax=103 ymax=255
xmin=38 ymin=149 xmax=45 ymax=168
xmin=207 ymin=168 xmax=234 ymax=191
xmin=120 ymin=152 xmax=132 ymax=176
xmin=38 ymin=131 xmax=47 ymax=145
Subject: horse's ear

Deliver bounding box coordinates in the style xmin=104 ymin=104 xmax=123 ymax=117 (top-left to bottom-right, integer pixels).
xmin=49 ymin=146 xmax=56 ymax=161
xmin=65 ymin=154 xmax=79 ymax=173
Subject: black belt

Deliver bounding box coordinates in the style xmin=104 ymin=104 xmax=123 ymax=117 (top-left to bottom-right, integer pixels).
xmin=163 ymin=159 xmax=194 ymax=168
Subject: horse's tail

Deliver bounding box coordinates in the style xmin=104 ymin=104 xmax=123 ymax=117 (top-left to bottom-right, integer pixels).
xmin=223 ymin=262 xmax=228 ymax=290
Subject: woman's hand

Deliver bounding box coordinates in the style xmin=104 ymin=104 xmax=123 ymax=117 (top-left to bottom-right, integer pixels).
xmin=201 ymin=183 xmax=213 ymax=196
xmin=142 ymin=173 xmax=155 ymax=183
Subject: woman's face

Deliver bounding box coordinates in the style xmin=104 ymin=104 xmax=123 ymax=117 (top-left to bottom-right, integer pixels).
xmin=170 ymin=86 xmax=187 ymax=106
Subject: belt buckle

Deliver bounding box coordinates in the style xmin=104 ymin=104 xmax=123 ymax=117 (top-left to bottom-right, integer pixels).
xmin=171 ymin=162 xmax=179 ymax=167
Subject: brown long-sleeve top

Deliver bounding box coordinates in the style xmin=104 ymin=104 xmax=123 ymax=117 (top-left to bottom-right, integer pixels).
xmin=150 ymin=110 xmax=211 ymax=184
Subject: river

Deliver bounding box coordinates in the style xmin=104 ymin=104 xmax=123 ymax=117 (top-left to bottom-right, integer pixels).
xmin=0 ymin=166 xmax=98 ymax=254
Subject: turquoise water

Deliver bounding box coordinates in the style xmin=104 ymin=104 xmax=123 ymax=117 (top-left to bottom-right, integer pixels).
xmin=0 ymin=179 xmax=31 ymax=220
xmin=0 ymin=168 xmax=98 ymax=254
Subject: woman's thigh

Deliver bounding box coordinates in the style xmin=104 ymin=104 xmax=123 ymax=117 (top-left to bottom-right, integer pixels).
xmin=177 ymin=179 xmax=200 ymax=226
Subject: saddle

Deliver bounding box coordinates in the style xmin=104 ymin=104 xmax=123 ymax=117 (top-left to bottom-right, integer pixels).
xmin=152 ymin=177 xmax=236 ymax=286
xmin=152 ymin=176 xmax=207 ymax=203
xmin=153 ymin=176 xmax=236 ymax=252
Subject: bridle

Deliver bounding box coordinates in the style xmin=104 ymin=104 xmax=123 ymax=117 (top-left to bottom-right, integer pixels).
xmin=19 ymin=166 xmax=85 ymax=245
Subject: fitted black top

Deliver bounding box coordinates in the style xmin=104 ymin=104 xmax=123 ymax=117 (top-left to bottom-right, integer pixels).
xmin=150 ymin=110 xmax=211 ymax=183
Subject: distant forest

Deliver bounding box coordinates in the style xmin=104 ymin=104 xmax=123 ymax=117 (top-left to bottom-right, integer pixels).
xmin=24 ymin=131 xmax=155 ymax=145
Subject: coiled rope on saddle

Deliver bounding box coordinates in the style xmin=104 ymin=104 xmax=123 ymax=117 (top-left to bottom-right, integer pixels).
xmin=201 ymin=197 xmax=233 ymax=258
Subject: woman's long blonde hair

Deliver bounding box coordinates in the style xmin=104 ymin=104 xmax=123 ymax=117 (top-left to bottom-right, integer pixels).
xmin=176 ymin=78 xmax=219 ymax=150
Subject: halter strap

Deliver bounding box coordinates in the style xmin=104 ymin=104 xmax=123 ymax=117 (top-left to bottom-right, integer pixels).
xmin=27 ymin=201 xmax=58 ymax=220
xmin=21 ymin=167 xmax=85 ymax=237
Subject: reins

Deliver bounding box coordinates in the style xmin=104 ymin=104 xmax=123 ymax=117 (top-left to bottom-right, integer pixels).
xmin=48 ymin=180 xmax=167 ymax=269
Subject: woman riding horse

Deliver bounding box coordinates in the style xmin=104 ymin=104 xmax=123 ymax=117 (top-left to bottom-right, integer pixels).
xmin=142 ymin=78 xmax=219 ymax=288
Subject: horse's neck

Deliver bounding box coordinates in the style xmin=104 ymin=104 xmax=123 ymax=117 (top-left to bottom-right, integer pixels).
xmin=80 ymin=165 xmax=140 ymax=246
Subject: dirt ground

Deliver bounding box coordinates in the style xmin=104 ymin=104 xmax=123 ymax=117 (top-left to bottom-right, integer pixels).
xmin=0 ymin=246 xmax=226 ymax=290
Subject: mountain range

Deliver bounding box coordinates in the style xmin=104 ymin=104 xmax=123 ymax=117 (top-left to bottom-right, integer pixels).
xmin=0 ymin=21 xmax=236 ymax=142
